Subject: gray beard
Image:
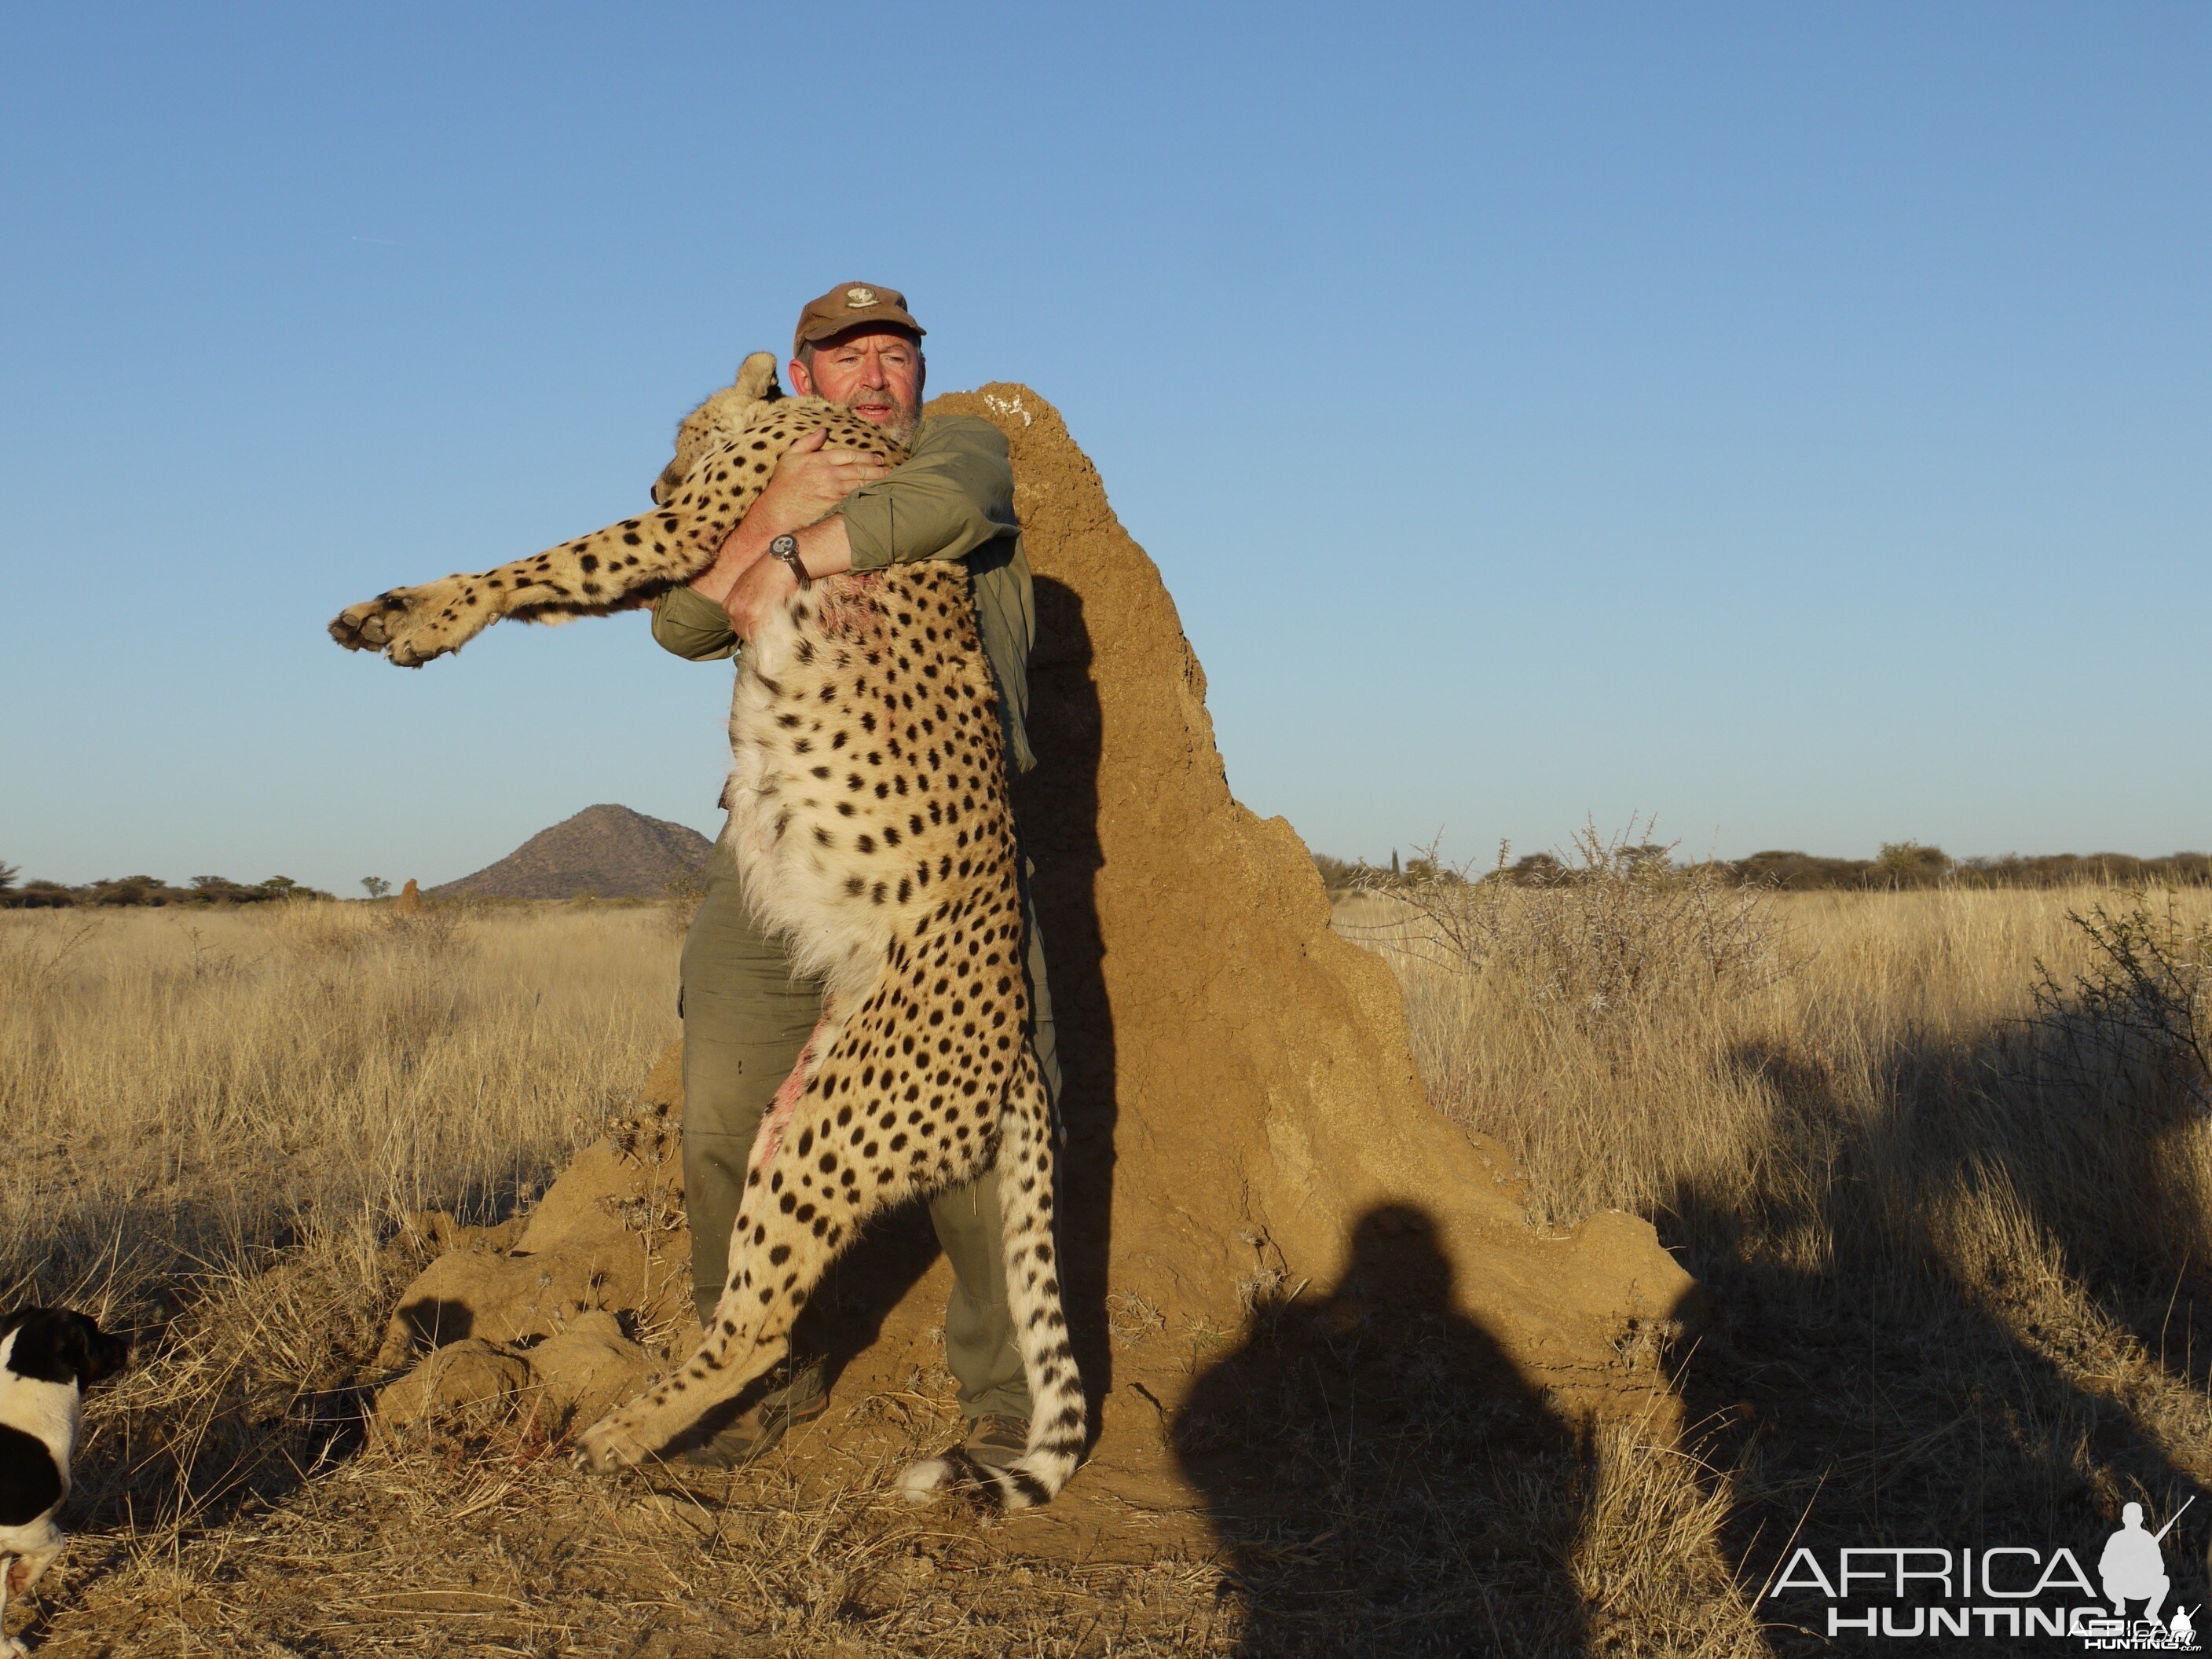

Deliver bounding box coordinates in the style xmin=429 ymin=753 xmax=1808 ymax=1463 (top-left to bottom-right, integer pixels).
xmin=848 ymin=398 xmax=919 ymax=449
xmin=879 ymin=410 xmax=921 ymax=449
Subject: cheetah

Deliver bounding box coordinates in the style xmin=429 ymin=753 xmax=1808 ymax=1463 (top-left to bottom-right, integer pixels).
xmin=327 ymin=353 xmax=899 ymax=667
xmin=328 ymin=357 xmax=1085 ymax=1509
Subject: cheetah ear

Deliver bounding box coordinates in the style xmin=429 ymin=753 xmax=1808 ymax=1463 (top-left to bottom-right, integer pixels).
xmin=734 ymin=352 xmax=783 ymax=406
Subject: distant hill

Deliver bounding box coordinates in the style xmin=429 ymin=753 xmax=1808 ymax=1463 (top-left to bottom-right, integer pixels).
xmin=432 ymin=804 xmax=713 ymax=900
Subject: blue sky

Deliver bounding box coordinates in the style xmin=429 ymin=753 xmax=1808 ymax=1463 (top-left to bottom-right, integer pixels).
xmin=2 ymin=3 xmax=2206 ymax=892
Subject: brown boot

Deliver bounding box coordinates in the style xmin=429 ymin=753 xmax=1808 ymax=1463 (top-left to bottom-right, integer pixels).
xmin=680 ymin=1379 xmax=829 ymax=1469
xmin=961 ymin=1412 xmax=1030 ymax=1474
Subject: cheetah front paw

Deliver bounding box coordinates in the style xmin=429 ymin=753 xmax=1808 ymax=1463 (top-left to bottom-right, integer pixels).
xmin=576 ymin=1406 xmax=657 ymax=1473
xmin=328 ymin=576 xmax=493 ymax=667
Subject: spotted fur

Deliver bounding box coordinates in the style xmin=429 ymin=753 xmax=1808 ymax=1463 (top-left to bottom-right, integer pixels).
xmin=327 ymin=353 xmax=902 ymax=667
xmin=329 ymin=357 xmax=1084 ymax=1510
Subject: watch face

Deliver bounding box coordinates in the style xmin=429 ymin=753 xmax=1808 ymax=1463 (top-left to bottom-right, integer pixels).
xmin=771 ymin=535 xmax=797 ymax=555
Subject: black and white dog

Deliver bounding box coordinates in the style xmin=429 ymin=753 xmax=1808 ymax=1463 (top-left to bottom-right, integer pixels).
xmin=0 ymin=1309 xmax=128 ymax=1656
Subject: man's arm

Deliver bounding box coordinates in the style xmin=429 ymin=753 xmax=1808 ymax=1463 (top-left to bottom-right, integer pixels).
xmin=650 ymin=584 xmax=742 ymax=661
xmin=651 ymin=427 xmax=891 ymax=660
xmin=837 ymin=415 xmax=1016 ymax=571
xmin=716 ymin=416 xmax=1016 ymax=639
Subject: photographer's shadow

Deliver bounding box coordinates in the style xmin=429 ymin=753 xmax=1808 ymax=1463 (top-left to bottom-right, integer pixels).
xmin=1171 ymin=1203 xmax=1594 ymax=1657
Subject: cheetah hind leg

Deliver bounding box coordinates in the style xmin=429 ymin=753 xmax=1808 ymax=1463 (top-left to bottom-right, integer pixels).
xmin=575 ymin=1181 xmax=839 ymax=1471
xmin=577 ymin=1008 xmax=859 ymax=1471
xmin=899 ymin=1044 xmax=1086 ymax=1511
xmin=749 ymin=998 xmax=837 ymax=1173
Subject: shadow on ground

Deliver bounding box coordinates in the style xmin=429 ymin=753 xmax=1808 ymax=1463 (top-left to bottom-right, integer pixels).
xmin=1664 ymin=1006 xmax=2212 ymax=1654
xmin=1173 ymin=1203 xmax=1595 ymax=1657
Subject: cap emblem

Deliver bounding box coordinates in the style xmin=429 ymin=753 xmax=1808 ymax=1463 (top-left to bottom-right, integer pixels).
xmin=844 ymin=286 xmax=877 ymax=309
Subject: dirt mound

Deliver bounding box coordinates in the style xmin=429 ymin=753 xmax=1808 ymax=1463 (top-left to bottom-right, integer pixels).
xmin=432 ymin=803 xmax=711 ymax=899
xmin=374 ymin=1046 xmax=690 ymax=1437
xmin=375 ymin=386 xmax=1696 ymax=1526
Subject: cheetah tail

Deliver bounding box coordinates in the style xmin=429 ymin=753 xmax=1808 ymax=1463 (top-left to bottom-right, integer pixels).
xmin=899 ymin=1046 xmax=1084 ymax=1511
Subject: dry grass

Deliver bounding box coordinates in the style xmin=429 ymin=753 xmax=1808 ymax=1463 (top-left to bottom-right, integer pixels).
xmin=1339 ymin=878 xmax=2212 ymax=1654
xmin=0 ymin=903 xmax=677 ymax=1555
xmin=0 ymin=902 xmax=1256 ymax=1658
xmin=14 ymin=880 xmax=2212 ymax=1654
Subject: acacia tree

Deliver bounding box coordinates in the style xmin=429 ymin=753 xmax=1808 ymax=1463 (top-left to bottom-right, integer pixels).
xmin=361 ymin=877 xmax=391 ymax=899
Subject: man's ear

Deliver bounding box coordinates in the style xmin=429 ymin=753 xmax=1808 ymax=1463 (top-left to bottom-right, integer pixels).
xmin=788 ymin=357 xmax=816 ymax=398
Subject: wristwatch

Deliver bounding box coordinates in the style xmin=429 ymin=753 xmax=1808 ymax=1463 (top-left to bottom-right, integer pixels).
xmin=768 ymin=534 xmax=811 ymax=588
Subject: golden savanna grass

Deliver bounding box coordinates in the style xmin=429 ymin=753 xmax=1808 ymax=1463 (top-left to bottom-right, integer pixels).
xmin=1341 ymin=876 xmax=2212 ymax=1654
xmin=3 ymin=881 xmax=2209 ymax=1654
xmin=0 ymin=905 xmax=677 ymax=1547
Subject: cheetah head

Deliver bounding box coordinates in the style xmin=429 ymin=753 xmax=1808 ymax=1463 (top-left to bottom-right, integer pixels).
xmin=654 ymin=351 xmax=786 ymax=507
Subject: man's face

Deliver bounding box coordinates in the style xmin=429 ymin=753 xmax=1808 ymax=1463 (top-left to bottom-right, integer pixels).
xmin=790 ymin=328 xmax=925 ymax=445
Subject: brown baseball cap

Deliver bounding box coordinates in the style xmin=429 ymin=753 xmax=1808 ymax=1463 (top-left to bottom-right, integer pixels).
xmin=793 ymin=282 xmax=926 ymax=355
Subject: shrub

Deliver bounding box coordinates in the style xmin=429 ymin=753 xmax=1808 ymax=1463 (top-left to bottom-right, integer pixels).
xmin=1310 ymin=852 xmax=1362 ymax=893
xmin=1873 ymin=840 xmax=1954 ymax=889
xmin=1351 ymin=820 xmax=1789 ymax=1029
xmin=2028 ymin=891 xmax=2212 ymax=1112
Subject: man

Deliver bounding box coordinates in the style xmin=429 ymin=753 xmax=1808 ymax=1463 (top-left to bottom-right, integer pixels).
xmin=650 ymin=283 xmax=1061 ymax=1470
xmin=2098 ymin=1502 xmax=2173 ymax=1627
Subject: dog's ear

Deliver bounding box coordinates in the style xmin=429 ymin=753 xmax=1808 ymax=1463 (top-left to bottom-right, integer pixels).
xmin=62 ymin=1314 xmax=128 ymax=1388
xmin=83 ymin=1324 xmax=130 ymax=1388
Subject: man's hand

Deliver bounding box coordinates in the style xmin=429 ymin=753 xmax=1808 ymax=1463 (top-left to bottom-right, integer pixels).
xmin=720 ymin=517 xmax=858 ymax=641
xmin=751 ymin=430 xmax=894 ymax=533
xmin=687 ymin=430 xmax=892 ymax=607
xmin=719 ymin=551 xmax=800 ymax=642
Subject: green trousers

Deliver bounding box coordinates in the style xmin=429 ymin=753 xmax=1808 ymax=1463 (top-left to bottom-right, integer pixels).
xmin=678 ymin=841 xmax=1060 ymax=1422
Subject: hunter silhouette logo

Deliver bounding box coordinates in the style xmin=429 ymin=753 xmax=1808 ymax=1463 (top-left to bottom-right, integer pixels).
xmin=2100 ymin=1500 xmax=2187 ymax=1629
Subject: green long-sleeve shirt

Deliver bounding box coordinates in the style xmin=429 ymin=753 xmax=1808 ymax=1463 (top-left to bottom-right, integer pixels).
xmin=650 ymin=413 xmax=1038 ymax=775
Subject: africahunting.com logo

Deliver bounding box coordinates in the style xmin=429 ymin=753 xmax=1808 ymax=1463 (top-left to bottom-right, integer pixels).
xmin=1764 ymin=1497 xmax=2200 ymax=1647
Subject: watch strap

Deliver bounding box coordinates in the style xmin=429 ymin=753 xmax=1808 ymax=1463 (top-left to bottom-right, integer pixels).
xmin=769 ymin=534 xmax=811 ymax=588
